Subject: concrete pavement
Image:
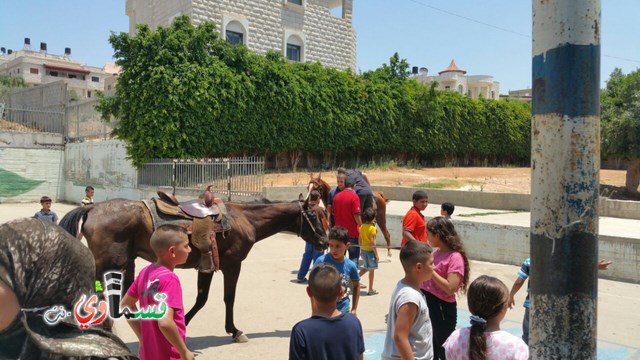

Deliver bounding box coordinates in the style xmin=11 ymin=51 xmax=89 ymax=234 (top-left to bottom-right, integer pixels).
xmin=1 ymin=202 xmax=638 ymax=359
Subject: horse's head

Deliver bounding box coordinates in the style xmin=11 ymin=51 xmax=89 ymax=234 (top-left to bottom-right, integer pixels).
xmin=306 ymin=173 xmax=331 ymax=206
xmin=297 ymin=194 xmax=328 ymax=250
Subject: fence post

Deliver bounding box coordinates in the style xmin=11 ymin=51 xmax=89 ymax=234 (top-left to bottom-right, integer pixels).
xmin=172 ymin=160 xmax=177 ymax=196
xmin=226 ymin=159 xmax=231 ymax=202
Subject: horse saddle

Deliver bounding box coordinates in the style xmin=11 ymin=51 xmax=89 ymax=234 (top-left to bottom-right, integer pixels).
xmin=157 ymin=188 xmax=220 ymax=218
xmin=153 ymin=187 xmax=230 ymax=273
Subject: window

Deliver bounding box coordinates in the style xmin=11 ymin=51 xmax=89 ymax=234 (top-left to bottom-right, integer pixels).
xmin=87 ymin=90 xmax=92 ymax=98
xmin=226 ymin=30 xmax=244 ymax=45
xmin=457 ymin=85 xmax=464 ymax=94
xmin=288 ymin=0 xmax=302 ymax=4
xmin=444 ymin=85 xmax=450 ymax=90
xmin=30 ymin=68 xmax=39 ymax=74
xmin=16 ymin=68 xmax=20 ymax=74
xmin=69 ymin=74 xmax=77 ymax=79
xmin=49 ymin=71 xmax=58 ymax=77
xmin=286 ymin=44 xmax=301 ymax=62
xmin=92 ymin=76 xmax=100 ymax=82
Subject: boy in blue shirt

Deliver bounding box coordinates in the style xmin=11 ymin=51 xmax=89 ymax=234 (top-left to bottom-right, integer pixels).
xmin=34 ymin=196 xmax=58 ymax=225
xmin=289 ymin=263 xmax=364 ymax=360
xmin=314 ymin=226 xmax=361 ymax=315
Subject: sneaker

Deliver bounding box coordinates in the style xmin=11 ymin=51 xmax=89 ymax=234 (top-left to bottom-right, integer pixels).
xmin=296 ymin=277 xmax=308 ymax=284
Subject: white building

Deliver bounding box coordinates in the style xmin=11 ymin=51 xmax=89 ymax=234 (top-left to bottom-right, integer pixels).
xmin=411 ymin=60 xmax=501 ymax=100
xmin=0 ymin=39 xmax=118 ymax=100
xmin=125 ymin=0 xmax=356 ymax=71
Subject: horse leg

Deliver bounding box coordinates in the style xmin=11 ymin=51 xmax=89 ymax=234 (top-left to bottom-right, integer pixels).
xmin=222 ymin=263 xmax=248 ymax=343
xmin=376 ymin=212 xmax=392 ymax=258
xmin=185 ymin=271 xmax=214 ymax=325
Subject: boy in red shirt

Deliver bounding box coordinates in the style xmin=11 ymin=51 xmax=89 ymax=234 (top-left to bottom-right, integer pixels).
xmin=332 ymin=178 xmax=362 ymax=264
xmin=401 ymin=190 xmax=428 ymax=246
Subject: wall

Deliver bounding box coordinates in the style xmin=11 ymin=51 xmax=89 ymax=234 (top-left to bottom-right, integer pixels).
xmin=0 ymin=132 xmax=64 ymax=203
xmin=126 ymin=0 xmax=356 ymax=71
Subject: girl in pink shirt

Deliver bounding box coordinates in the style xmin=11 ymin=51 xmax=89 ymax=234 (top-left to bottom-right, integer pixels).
xmin=421 ymin=216 xmax=470 ymax=360
xmin=444 ymin=275 xmax=529 ymax=360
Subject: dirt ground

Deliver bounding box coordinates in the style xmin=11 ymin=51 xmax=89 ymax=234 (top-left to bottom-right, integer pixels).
xmin=265 ymin=167 xmax=627 ymax=194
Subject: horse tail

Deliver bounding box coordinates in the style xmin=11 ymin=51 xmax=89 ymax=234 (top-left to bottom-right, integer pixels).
xmin=59 ymin=207 xmax=90 ymax=237
xmin=375 ymin=191 xmax=391 ymax=203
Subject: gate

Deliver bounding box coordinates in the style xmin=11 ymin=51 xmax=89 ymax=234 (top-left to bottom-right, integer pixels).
xmin=137 ymin=157 xmax=264 ymax=200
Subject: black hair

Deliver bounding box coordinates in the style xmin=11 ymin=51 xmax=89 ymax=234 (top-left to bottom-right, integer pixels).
xmin=400 ymin=239 xmax=433 ymax=273
xmin=412 ymin=190 xmax=428 ymax=201
xmin=361 ymin=207 xmax=376 ymax=222
xmin=40 ymin=196 xmax=52 ymax=203
xmin=329 ymin=226 xmax=349 ymax=244
xmin=308 ymin=263 xmax=342 ymax=303
xmin=85 ymin=186 xmax=94 ymax=191
xmin=344 ymin=177 xmax=355 ymax=188
xmin=441 ymin=202 xmax=455 ymax=216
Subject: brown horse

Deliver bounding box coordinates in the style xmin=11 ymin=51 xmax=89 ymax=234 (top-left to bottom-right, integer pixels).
xmin=59 ymin=197 xmax=327 ymax=343
xmin=307 ymin=174 xmax=392 ymax=256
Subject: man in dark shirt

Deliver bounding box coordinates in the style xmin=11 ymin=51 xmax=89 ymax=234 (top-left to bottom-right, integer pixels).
xmin=337 ymin=168 xmax=375 ymax=214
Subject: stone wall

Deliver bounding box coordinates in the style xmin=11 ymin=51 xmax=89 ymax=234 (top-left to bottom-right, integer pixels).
xmin=126 ymin=0 xmax=356 ymax=71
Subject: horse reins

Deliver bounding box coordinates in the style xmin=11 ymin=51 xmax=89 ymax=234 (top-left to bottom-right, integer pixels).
xmin=297 ymin=200 xmax=325 ymax=241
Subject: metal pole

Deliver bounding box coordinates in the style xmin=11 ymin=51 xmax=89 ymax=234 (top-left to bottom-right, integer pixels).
xmin=226 ymin=159 xmax=232 ymax=202
xmin=530 ymin=1 xmax=600 ymax=358
xmin=172 ymin=160 xmax=176 ymax=195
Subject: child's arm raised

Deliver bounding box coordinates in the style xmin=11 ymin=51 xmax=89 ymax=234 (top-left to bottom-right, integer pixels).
xmin=430 ymin=271 xmax=461 ymax=296
xmin=394 ymin=303 xmax=418 ymax=360
xmin=120 ymin=294 xmax=142 ymax=342
xmin=158 ymin=308 xmax=195 ymax=360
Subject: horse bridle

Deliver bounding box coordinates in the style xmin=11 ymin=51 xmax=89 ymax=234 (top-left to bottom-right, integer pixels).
xmin=297 ymin=200 xmax=325 ymax=242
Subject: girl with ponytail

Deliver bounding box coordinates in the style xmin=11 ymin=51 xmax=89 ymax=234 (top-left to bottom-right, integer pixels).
xmin=444 ymin=275 xmax=529 ymax=360
xmin=421 ymin=216 xmax=470 ymax=359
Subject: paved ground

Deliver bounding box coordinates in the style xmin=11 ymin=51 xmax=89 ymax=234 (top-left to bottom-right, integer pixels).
xmin=1 ymin=203 xmax=639 ymax=359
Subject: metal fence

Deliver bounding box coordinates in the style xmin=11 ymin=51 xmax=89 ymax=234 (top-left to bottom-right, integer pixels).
xmin=66 ymin=99 xmax=116 ymax=140
xmin=0 ymin=105 xmax=66 ymax=134
xmin=137 ymin=157 xmax=264 ymax=199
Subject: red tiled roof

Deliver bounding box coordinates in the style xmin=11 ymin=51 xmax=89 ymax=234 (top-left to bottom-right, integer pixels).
xmin=44 ymin=63 xmax=90 ymax=75
xmin=438 ymin=59 xmax=466 ymax=75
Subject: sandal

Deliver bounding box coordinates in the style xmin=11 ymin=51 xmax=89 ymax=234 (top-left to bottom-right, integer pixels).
xmin=368 ymin=289 xmax=379 ymax=296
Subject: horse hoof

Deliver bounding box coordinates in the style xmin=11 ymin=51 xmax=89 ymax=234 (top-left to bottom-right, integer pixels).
xmin=233 ymin=332 xmax=249 ymax=343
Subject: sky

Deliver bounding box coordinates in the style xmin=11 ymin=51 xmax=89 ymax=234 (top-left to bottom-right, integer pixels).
xmin=1 ymin=0 xmax=639 ymax=93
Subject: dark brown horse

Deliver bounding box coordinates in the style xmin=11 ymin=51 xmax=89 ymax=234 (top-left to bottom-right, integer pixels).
xmin=59 ymin=197 xmax=327 ymax=343
xmin=307 ymin=174 xmax=392 ymax=256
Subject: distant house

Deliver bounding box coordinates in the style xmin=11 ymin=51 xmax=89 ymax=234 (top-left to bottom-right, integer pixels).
xmin=125 ymin=0 xmax=357 ymax=71
xmin=0 ymin=39 xmax=119 ymax=100
xmin=503 ymin=88 xmax=532 ymax=103
xmin=410 ymin=59 xmax=501 ymax=100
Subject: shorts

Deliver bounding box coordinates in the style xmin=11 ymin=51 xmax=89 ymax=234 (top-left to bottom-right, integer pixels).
xmin=360 ymin=250 xmax=378 ymax=270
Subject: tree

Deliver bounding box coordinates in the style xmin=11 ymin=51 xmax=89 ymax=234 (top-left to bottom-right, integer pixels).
xmin=601 ymin=68 xmax=640 ymax=193
xmin=0 ymin=75 xmax=26 ymax=102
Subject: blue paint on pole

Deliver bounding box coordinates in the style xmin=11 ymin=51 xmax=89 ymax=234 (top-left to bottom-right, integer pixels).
xmin=532 ymin=44 xmax=600 ymax=117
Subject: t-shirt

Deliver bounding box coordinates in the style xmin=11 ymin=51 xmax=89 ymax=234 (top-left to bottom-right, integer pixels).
xmin=402 ymin=207 xmax=427 ymax=246
xmin=421 ymin=250 xmax=465 ymax=302
xmin=332 ymin=189 xmax=361 ymax=238
xmin=314 ymin=254 xmax=360 ymax=312
xmin=444 ymin=327 xmax=529 ymax=360
xmin=34 ymin=210 xmax=58 ymax=223
xmin=344 ymin=169 xmax=373 ymax=196
xmin=126 ymin=264 xmax=186 ymax=360
xmin=517 ymin=258 xmax=531 ymax=308
xmin=289 ymin=313 xmax=365 ymax=360
xmin=382 ymin=280 xmax=433 ymax=360
xmin=81 ymin=196 xmax=94 ymax=206
xmin=359 ymin=223 xmax=377 ymax=251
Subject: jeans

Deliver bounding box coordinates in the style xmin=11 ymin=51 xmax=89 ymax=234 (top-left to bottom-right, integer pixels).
xmin=523 ymin=307 xmax=530 ymax=344
xmin=296 ymin=242 xmax=323 ymax=280
xmin=348 ymin=237 xmax=360 ymax=266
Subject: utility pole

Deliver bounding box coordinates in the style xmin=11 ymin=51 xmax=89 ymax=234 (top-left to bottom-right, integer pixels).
xmin=530 ymin=1 xmax=600 ymax=358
